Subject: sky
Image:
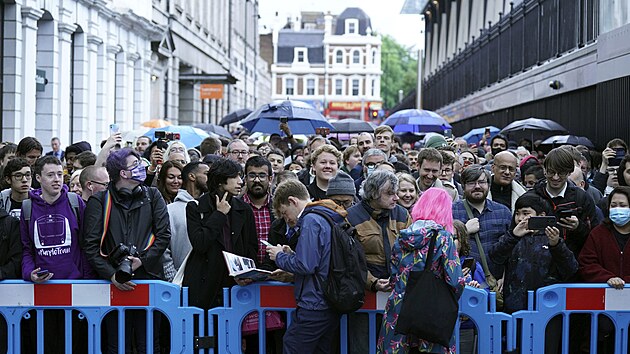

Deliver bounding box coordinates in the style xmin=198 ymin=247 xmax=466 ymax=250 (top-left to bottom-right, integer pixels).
xmin=258 ymin=0 xmax=425 ymax=49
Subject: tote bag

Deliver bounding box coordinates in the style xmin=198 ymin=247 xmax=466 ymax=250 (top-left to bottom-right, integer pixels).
xmin=394 ymin=230 xmax=459 ymax=348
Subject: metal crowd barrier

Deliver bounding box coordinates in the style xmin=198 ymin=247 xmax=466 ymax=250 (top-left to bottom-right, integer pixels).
xmin=0 ymin=280 xmax=202 ymax=354
xmin=0 ymin=281 xmax=627 ymax=353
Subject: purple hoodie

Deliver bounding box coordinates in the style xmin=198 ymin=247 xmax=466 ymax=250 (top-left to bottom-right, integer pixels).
xmin=20 ymin=185 xmax=94 ymax=280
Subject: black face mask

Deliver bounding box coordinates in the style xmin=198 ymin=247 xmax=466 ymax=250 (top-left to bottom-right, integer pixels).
xmin=491 ymin=147 xmax=505 ymax=157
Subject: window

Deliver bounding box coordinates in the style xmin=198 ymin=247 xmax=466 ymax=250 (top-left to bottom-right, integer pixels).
xmin=297 ymin=51 xmax=305 ymax=62
xmin=335 ymin=50 xmax=343 ymax=64
xmin=371 ymin=80 xmax=376 ymax=96
xmin=335 ymin=79 xmax=343 ymax=95
xmin=285 ymin=78 xmax=294 ymax=95
xmin=306 ymin=79 xmax=315 ymax=95
xmin=372 ymin=50 xmax=377 ymax=65
xmin=352 ymin=79 xmax=360 ymax=96
xmin=352 ymin=50 xmax=360 ymax=64
xmin=345 ymin=19 xmax=358 ymax=34
xmin=295 ymin=48 xmax=307 ymax=63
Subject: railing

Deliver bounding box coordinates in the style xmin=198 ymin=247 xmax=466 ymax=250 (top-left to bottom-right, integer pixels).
xmin=0 ymin=280 xmax=628 ymax=353
xmin=422 ymin=0 xmax=599 ymax=111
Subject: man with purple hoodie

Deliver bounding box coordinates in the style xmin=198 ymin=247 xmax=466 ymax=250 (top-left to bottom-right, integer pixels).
xmin=20 ymin=155 xmax=92 ymax=352
xmin=21 ymin=155 xmax=91 ymax=281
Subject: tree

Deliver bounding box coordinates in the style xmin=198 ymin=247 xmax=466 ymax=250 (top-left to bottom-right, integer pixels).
xmin=380 ymin=34 xmax=418 ymax=110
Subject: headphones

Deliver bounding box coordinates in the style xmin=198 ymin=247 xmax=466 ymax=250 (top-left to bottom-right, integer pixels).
xmin=117 ymin=185 xmax=144 ymax=200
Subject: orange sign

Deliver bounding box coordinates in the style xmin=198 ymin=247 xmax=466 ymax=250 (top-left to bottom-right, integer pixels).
xmin=200 ymin=84 xmax=224 ymax=99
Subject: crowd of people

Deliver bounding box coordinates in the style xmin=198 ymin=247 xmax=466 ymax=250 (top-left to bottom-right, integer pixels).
xmin=0 ymin=124 xmax=628 ymax=354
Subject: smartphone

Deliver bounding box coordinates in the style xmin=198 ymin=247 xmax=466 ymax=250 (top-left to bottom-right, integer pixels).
xmin=557 ymin=209 xmax=576 ymax=219
xmin=36 ymin=269 xmax=50 ymax=277
xmin=528 ymin=216 xmax=557 ymax=230
xmin=260 ymin=239 xmax=273 ymax=247
xmin=610 ymin=148 xmax=626 ymax=166
xmin=462 ymin=258 xmax=475 ymax=270
xmin=109 ymin=124 xmax=120 ymax=135
xmin=280 ymin=117 xmax=288 ymax=124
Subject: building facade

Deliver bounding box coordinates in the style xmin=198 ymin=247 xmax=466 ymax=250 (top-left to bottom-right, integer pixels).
xmin=0 ymin=0 xmax=271 ymax=150
xmin=407 ymin=0 xmax=630 ymax=147
xmin=269 ymin=8 xmax=383 ymax=121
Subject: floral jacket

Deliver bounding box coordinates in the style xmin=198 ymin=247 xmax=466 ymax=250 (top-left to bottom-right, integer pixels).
xmin=378 ymin=220 xmax=465 ymax=354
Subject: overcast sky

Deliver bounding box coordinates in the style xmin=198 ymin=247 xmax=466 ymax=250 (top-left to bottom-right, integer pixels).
xmin=258 ymin=0 xmax=425 ymax=49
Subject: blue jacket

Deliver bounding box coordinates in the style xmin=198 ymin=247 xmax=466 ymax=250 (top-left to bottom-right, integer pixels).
xmin=275 ymin=202 xmax=345 ymax=310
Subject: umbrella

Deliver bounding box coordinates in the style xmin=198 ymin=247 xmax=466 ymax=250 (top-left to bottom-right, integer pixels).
xmin=241 ymin=100 xmax=334 ymax=135
xmin=140 ymin=119 xmax=172 ymax=128
xmin=193 ymin=124 xmax=232 ymax=138
xmin=331 ymin=119 xmax=376 ymax=133
xmin=461 ymin=126 xmax=501 ymax=145
xmin=219 ymin=109 xmax=253 ymax=126
xmin=540 ymin=135 xmax=595 ymax=149
xmin=500 ymin=118 xmax=567 ymax=135
xmin=144 ymin=125 xmax=210 ymax=148
xmin=381 ymin=109 xmax=452 ymax=134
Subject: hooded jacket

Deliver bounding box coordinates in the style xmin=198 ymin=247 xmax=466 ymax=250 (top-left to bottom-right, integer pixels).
xmin=20 ymin=185 xmax=92 ymax=280
xmin=378 ymin=220 xmax=464 ymax=353
xmin=275 ymin=200 xmax=346 ymax=310
xmin=167 ymin=189 xmax=195 ymax=270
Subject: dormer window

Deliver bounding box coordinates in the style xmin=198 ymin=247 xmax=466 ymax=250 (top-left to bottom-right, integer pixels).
xmin=294 ymin=47 xmax=308 ymax=64
xmin=345 ymin=19 xmax=359 ymax=34
xmin=335 ymin=50 xmax=344 ymax=64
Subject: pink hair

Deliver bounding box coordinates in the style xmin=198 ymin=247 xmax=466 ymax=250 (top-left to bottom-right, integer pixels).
xmin=411 ymin=187 xmax=454 ymax=233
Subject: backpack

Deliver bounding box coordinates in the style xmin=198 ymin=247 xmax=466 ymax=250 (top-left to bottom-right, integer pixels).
xmin=305 ymin=209 xmax=367 ymax=314
xmin=22 ymin=192 xmax=80 ymax=224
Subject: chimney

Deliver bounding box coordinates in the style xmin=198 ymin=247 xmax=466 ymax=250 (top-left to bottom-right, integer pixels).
xmin=324 ymin=12 xmax=332 ymax=34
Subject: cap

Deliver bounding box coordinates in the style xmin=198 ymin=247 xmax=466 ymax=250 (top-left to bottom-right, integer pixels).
xmin=425 ymin=135 xmax=448 ymax=149
xmin=326 ymin=171 xmax=356 ymax=196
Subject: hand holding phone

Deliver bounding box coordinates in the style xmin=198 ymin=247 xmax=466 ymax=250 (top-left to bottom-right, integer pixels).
xmin=260 ymin=239 xmax=273 ymax=247
xmin=36 ymin=269 xmax=50 ymax=277
xmin=109 ymin=124 xmax=120 ymax=135
xmin=528 ymin=216 xmax=557 ymax=230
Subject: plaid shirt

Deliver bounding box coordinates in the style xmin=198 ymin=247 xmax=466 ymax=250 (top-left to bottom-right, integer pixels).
xmin=242 ymin=193 xmax=272 ymax=264
xmin=452 ymin=199 xmax=512 ymax=278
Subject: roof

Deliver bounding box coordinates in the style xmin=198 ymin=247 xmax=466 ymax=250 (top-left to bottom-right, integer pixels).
xmin=278 ymin=30 xmax=325 ymax=48
xmin=334 ymin=7 xmax=372 ymax=35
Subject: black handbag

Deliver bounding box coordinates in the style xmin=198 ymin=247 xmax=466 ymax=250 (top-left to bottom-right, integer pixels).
xmin=394 ymin=230 xmax=459 ymax=348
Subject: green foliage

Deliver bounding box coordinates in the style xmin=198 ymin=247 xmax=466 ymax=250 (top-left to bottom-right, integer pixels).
xmin=380 ymin=34 xmax=418 ymax=109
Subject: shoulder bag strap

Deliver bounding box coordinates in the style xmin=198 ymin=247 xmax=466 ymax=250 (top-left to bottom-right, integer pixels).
xmin=463 ymin=200 xmax=492 ymax=278
xmin=424 ymin=230 xmax=438 ymax=273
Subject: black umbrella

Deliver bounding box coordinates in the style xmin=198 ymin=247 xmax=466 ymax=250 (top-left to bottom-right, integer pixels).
xmin=219 ymin=108 xmax=253 ymax=126
xmin=500 ymin=117 xmax=568 ymax=142
xmin=331 ymin=119 xmax=376 ymax=133
xmin=193 ymin=124 xmax=232 ymax=138
xmin=540 ymin=135 xmax=595 ymax=149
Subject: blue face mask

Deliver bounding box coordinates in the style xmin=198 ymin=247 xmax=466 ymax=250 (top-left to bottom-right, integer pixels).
xmin=609 ymin=207 xmax=630 ymax=227
xmin=129 ymin=165 xmax=147 ymax=183
xmin=366 ymin=165 xmax=376 ymax=177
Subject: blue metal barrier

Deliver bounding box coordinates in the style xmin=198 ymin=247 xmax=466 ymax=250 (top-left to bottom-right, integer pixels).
xmin=207 ymin=282 xmax=511 ymax=354
xmin=513 ymin=284 xmax=630 ymax=354
xmin=0 ymin=280 xmax=202 ymax=354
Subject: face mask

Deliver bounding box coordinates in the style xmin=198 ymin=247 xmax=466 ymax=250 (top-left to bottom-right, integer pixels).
xmin=366 ymin=166 xmax=376 ymax=177
xmin=129 ymin=165 xmax=147 ymax=183
xmin=491 ymin=147 xmax=504 ymax=157
xmin=609 ymin=207 xmax=630 ymax=226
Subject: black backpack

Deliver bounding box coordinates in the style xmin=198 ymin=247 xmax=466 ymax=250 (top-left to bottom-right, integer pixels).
xmin=306 ymin=209 xmax=367 ymax=314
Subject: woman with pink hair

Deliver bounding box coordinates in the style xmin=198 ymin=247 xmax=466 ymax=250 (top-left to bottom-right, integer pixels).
xmin=378 ymin=188 xmax=465 ymax=354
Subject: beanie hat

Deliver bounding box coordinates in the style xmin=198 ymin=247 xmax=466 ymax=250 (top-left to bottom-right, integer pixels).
xmin=425 ymin=135 xmax=448 ymax=149
xmin=65 ymin=141 xmax=92 ymax=155
xmin=326 ymin=171 xmax=356 ymax=196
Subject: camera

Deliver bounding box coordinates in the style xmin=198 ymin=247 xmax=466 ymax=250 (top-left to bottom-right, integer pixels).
xmin=549 ymin=80 xmax=562 ymax=90
xmin=154 ymin=131 xmax=181 ymax=141
xmin=108 ymin=243 xmax=138 ymax=283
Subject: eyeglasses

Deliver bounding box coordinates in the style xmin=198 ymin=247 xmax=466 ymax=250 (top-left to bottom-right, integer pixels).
xmin=125 ymin=160 xmax=140 ymax=170
xmin=169 ymin=147 xmax=185 ymax=153
xmin=544 ymin=170 xmax=569 ymax=178
xmin=90 ymin=180 xmax=109 ymax=187
xmin=230 ymin=150 xmax=249 ymax=156
xmin=12 ymin=172 xmax=32 ymax=180
xmin=465 ymin=180 xmax=489 ymax=188
xmin=495 ymin=165 xmax=516 ymax=173
xmin=330 ymin=199 xmax=355 ymax=208
xmin=247 ymin=172 xmax=269 ymax=180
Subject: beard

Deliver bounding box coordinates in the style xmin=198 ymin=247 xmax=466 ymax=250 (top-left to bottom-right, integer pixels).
xmin=247 ymin=183 xmax=269 ymax=199
xmin=465 ymin=189 xmax=488 ymax=204
xmin=195 ymin=179 xmax=209 ymax=193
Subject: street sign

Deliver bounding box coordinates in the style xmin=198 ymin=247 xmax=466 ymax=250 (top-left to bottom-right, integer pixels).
xmin=200 ymin=84 xmax=223 ymax=99
xmin=36 ymin=69 xmax=48 ymax=91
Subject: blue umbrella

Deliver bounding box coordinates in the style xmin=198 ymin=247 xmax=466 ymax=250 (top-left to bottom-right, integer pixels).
xmin=241 ymin=100 xmax=334 ymax=135
xmin=461 ymin=126 xmax=501 ymax=145
xmin=144 ymin=125 xmax=209 ymax=148
xmin=381 ymin=109 xmax=452 ymax=134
